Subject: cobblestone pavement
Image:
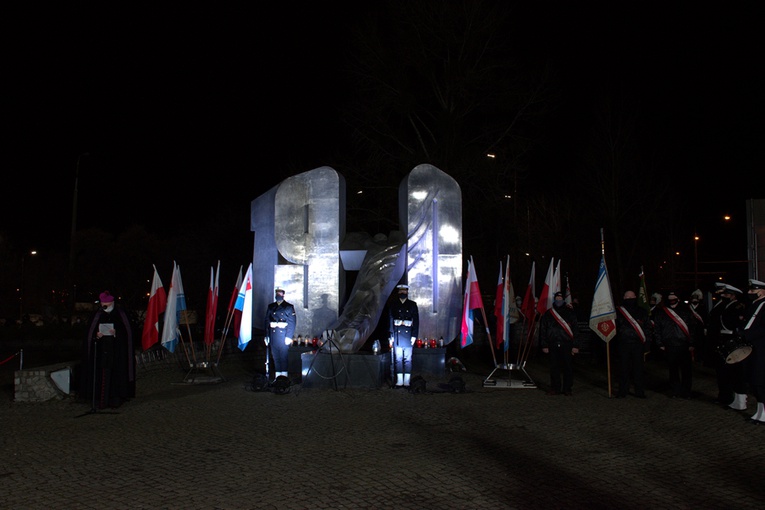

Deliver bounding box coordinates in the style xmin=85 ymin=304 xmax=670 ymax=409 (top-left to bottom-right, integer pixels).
xmin=2 ymin=347 xmax=764 ymax=510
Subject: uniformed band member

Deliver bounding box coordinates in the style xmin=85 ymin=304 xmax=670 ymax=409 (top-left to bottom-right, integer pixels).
xmin=389 ymin=284 xmax=419 ymax=387
xmin=742 ymin=279 xmax=765 ymax=425
xmin=264 ymin=287 xmax=296 ymax=381
xmin=540 ymin=291 xmax=581 ymax=396
xmin=711 ymin=284 xmax=748 ymax=409
xmin=653 ymin=291 xmax=698 ymax=399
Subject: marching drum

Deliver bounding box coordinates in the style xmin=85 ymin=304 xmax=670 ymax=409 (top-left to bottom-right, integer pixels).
xmin=717 ymin=336 xmax=752 ymax=364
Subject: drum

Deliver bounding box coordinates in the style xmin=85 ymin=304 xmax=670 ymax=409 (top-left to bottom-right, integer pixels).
xmin=717 ymin=336 xmax=752 ymax=364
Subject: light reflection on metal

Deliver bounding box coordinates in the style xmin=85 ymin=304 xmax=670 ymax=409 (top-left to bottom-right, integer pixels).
xmin=251 ymin=167 xmax=345 ymax=339
xmin=249 ymin=164 xmax=463 ymax=353
xmin=401 ymin=164 xmax=462 ymax=343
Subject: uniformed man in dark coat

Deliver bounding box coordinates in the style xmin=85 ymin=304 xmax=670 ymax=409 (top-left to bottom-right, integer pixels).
xmin=742 ymin=279 xmax=765 ymax=424
xmin=540 ymin=291 xmax=580 ymax=396
xmin=615 ymin=290 xmax=651 ymax=398
xmin=388 ymin=284 xmax=419 ymax=387
xmin=654 ymin=291 xmax=698 ymax=399
xmin=711 ymin=284 xmax=748 ymax=409
xmin=264 ymin=287 xmax=296 ymax=381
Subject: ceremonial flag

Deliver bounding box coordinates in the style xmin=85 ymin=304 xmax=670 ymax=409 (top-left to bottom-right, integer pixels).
xmin=141 ymin=264 xmax=167 ymax=351
xmin=521 ymin=261 xmax=536 ymax=323
xmin=498 ymin=255 xmax=519 ymax=351
xmin=235 ymin=263 xmax=254 ymax=351
xmin=204 ymin=261 xmax=220 ymax=346
xmin=589 ymin=255 xmax=617 ymax=342
xmin=637 ymin=267 xmax=650 ymax=314
xmin=494 ymin=260 xmax=505 ymax=348
xmin=553 ymin=259 xmax=562 ymax=297
xmin=228 ymin=265 xmax=244 ymax=338
xmin=161 ymin=261 xmax=181 ymax=353
xmin=536 ymin=258 xmax=555 ymax=316
xmin=564 ymin=274 xmax=572 ymax=305
xmin=461 ymin=257 xmax=484 ymax=348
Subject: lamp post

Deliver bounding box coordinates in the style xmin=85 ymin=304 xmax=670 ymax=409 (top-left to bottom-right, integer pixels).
xmin=694 ymin=233 xmax=700 ymax=290
xmin=19 ymin=250 xmax=37 ymax=321
xmin=69 ymin=152 xmax=89 ymax=276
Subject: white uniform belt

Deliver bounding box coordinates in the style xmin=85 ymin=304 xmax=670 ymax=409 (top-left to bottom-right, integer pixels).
xmin=393 ymin=320 xmax=413 ymax=327
xmin=270 ymin=322 xmax=288 ymax=328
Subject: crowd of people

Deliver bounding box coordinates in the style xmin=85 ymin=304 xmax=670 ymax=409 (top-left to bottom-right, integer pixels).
xmin=535 ymin=278 xmax=765 ymax=425
xmin=77 ymin=277 xmax=765 ymax=425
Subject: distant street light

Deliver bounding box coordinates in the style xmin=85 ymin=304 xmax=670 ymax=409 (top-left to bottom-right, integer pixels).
xmin=694 ymin=233 xmax=700 ymax=290
xmin=20 ymin=250 xmax=38 ymax=321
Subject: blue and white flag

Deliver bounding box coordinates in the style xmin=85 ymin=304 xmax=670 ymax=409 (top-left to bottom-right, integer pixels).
xmin=235 ymin=263 xmax=254 ymax=351
xmin=589 ymin=255 xmax=616 ymax=343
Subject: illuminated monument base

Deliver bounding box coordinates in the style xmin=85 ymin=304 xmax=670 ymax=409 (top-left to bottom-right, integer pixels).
xmin=299 ymin=349 xmax=448 ymax=389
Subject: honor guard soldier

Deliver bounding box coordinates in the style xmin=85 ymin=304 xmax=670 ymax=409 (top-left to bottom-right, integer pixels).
xmin=388 ymin=284 xmax=419 ymax=387
xmin=264 ymin=287 xmax=296 ymax=382
xmin=742 ymin=279 xmax=765 ymax=424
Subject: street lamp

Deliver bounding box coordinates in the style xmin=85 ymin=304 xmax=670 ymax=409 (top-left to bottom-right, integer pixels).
xmin=694 ymin=233 xmax=700 ymax=290
xmin=20 ymin=250 xmax=37 ymax=321
xmin=69 ymin=152 xmax=89 ymax=275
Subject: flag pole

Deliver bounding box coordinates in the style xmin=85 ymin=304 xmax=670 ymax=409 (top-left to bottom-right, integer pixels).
xmin=599 ymin=228 xmax=613 ymax=397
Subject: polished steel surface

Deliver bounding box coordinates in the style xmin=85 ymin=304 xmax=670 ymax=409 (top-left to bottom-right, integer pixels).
xmin=249 ymin=164 xmax=462 ymax=352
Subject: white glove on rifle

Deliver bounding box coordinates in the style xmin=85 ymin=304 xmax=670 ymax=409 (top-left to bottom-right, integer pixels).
xmin=411 ymin=336 xmax=417 ymax=346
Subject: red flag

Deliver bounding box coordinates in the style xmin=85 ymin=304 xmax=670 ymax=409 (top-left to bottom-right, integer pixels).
xmin=536 ymin=258 xmax=555 ymax=316
xmin=494 ymin=260 xmax=505 ymax=348
xmin=521 ymin=261 xmax=536 ymax=323
xmin=141 ymin=264 xmax=167 ymax=351
xmin=204 ymin=261 xmax=220 ymax=346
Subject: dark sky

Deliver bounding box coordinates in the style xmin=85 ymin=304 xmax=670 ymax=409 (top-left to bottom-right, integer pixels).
xmin=5 ymin=2 xmax=763 ymax=256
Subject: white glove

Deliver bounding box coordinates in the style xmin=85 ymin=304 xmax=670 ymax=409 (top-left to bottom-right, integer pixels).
xmin=388 ymin=337 xmax=394 ymax=348
xmin=411 ymin=336 xmax=417 ymax=346
xmin=264 ymin=336 xmax=270 ymax=346
xmin=285 ymin=337 xmax=293 ymax=346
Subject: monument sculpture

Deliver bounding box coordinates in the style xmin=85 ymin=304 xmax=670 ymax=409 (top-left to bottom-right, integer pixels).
xmin=250 ymin=164 xmax=462 ymax=353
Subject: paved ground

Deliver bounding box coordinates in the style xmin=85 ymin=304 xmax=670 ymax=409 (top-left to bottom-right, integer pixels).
xmin=2 ymin=344 xmax=764 ymax=510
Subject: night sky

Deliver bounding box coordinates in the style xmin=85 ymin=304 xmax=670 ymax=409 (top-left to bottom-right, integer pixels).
xmin=6 ymin=2 xmax=763 ymax=260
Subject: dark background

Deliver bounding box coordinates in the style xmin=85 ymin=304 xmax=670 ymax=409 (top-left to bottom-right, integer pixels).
xmin=3 ymin=1 xmax=763 ymax=326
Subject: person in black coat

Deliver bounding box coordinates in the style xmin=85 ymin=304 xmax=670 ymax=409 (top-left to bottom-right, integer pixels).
xmin=540 ymin=292 xmax=580 ymax=396
xmin=388 ymin=284 xmax=419 ymax=387
xmin=264 ymin=287 xmax=297 ymax=381
xmin=710 ymin=284 xmax=748 ymax=409
xmin=742 ymin=279 xmax=765 ymax=424
xmin=615 ymin=290 xmax=652 ymax=398
xmin=653 ymin=291 xmax=699 ymax=399
xmin=80 ymin=291 xmax=135 ymax=409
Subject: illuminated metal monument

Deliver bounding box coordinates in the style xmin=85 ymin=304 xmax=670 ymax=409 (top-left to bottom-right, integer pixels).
xmin=250 ymin=164 xmax=462 ymax=353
